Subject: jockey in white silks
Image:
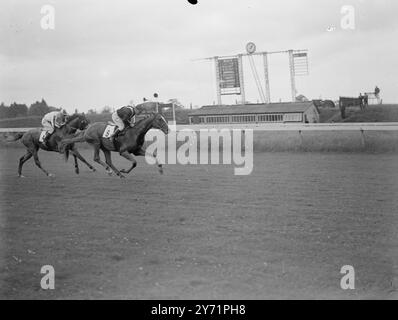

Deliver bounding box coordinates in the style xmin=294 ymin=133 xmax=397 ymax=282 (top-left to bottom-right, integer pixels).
xmin=41 ymin=110 xmax=68 ymax=146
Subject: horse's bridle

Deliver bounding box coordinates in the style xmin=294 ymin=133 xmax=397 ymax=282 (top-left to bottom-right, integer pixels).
xmin=154 ymin=114 xmax=169 ymax=134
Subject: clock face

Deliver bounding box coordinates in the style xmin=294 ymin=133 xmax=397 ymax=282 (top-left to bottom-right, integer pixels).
xmin=246 ymin=42 xmax=256 ymax=54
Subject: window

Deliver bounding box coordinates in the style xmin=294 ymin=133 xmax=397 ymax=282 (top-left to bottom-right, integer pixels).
xmin=257 ymin=114 xmax=284 ymax=122
xmin=283 ymin=113 xmax=302 ymax=122
xmin=230 ymin=115 xmax=256 ymax=123
xmin=204 ymin=116 xmax=229 ymax=123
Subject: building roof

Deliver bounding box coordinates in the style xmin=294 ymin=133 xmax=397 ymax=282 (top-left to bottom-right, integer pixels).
xmin=188 ymin=102 xmax=317 ymax=116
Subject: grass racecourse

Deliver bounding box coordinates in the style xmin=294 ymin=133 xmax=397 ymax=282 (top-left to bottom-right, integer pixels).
xmin=1 ymin=148 xmax=398 ymax=299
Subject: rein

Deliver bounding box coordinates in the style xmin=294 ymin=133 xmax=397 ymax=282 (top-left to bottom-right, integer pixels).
xmin=135 ymin=115 xmax=157 ymax=138
xmin=64 ymin=115 xmax=86 ymax=132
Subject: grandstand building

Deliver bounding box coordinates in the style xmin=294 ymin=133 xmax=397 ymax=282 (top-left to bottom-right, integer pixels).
xmin=188 ymin=102 xmax=320 ymax=124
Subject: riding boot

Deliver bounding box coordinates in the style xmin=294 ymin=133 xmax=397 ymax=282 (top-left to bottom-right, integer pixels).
xmin=43 ymin=132 xmax=51 ymax=147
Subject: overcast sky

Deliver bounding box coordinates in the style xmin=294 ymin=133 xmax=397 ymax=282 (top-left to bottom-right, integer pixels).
xmin=1 ymin=0 xmax=397 ymax=112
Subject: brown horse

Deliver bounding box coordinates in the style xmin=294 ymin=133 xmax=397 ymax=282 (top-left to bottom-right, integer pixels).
xmin=9 ymin=113 xmax=96 ymax=177
xmin=60 ymin=113 xmax=169 ymax=178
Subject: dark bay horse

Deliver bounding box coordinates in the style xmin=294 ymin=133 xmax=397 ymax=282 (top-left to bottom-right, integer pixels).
xmin=60 ymin=113 xmax=169 ymax=178
xmin=10 ymin=113 xmax=96 ymax=177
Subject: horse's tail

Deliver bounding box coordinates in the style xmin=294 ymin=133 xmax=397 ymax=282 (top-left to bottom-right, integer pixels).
xmin=5 ymin=132 xmax=24 ymax=142
xmin=59 ymin=131 xmax=86 ymax=152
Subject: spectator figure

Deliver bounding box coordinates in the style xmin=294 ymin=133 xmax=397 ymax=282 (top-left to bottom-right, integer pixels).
xmin=375 ymin=86 xmax=381 ymax=104
xmin=359 ymin=93 xmax=364 ymax=110
xmin=364 ymin=93 xmax=369 ymax=108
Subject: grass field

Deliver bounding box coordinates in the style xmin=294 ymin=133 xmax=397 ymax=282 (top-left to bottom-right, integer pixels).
xmin=1 ymin=149 xmax=398 ymax=299
xmin=343 ymin=104 xmax=398 ymax=122
xmin=318 ymin=104 xmax=398 ymax=123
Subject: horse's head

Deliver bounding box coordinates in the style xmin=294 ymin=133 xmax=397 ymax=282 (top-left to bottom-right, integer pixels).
xmin=67 ymin=113 xmax=90 ymax=131
xmin=151 ymin=113 xmax=169 ymax=135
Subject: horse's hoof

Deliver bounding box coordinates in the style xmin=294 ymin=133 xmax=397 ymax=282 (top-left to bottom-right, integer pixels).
xmin=91 ymin=168 xmax=97 ymax=172
xmin=48 ymin=173 xmax=55 ymax=178
xmin=119 ymin=174 xmax=126 ymax=179
xmin=18 ymin=174 xmax=25 ymax=178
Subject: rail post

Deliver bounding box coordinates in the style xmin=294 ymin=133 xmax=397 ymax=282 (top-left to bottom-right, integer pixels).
xmin=360 ymin=128 xmax=366 ymax=148
xmin=298 ymin=130 xmax=304 ymax=149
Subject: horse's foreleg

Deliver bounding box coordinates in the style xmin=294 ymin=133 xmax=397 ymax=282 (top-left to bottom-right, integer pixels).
xmin=93 ymin=144 xmax=112 ymax=176
xmin=70 ymin=147 xmax=96 ymax=172
xmin=32 ymin=149 xmax=54 ymax=177
xmin=137 ymin=147 xmax=163 ymax=175
xmin=18 ymin=151 xmax=33 ymax=177
xmin=102 ymin=149 xmax=125 ymax=179
xmin=119 ymin=151 xmax=137 ymax=174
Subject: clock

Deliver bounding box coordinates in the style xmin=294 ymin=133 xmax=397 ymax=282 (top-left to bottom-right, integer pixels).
xmin=246 ymin=42 xmax=256 ymax=54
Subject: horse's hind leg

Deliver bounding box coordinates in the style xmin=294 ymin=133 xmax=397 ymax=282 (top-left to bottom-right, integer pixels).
xmin=102 ymin=149 xmax=125 ymax=179
xmin=92 ymin=143 xmax=112 ymax=175
xmin=32 ymin=148 xmax=53 ymax=177
xmin=18 ymin=150 xmax=33 ymax=177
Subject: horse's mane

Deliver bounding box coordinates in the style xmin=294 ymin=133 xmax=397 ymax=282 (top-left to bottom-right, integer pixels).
xmin=67 ymin=113 xmax=83 ymax=123
xmin=133 ymin=113 xmax=158 ymax=127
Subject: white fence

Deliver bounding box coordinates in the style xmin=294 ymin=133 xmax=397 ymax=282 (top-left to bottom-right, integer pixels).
xmin=175 ymin=123 xmax=398 ymax=132
xmin=2 ymin=123 xmax=398 ymax=133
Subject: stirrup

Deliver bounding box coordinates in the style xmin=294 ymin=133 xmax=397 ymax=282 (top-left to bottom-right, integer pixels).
xmin=111 ymin=129 xmax=120 ymax=142
xmin=117 ymin=129 xmax=126 ymax=137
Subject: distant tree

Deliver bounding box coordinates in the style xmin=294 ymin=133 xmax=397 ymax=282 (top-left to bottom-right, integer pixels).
xmin=0 ymin=102 xmax=10 ymax=119
xmin=29 ymin=98 xmax=50 ymax=116
xmin=296 ymin=94 xmax=309 ymax=102
xmin=101 ymin=106 xmax=112 ymax=114
xmin=9 ymin=102 xmax=28 ymax=117
xmin=87 ymin=108 xmax=97 ymax=115
xmin=48 ymin=106 xmax=61 ymax=112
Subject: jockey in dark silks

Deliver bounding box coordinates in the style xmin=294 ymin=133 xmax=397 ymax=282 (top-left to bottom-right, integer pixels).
xmin=110 ymin=98 xmax=160 ymax=142
xmin=110 ymin=105 xmax=136 ymax=142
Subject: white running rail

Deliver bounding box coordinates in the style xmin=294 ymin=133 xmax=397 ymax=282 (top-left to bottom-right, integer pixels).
xmin=2 ymin=123 xmax=398 ymax=133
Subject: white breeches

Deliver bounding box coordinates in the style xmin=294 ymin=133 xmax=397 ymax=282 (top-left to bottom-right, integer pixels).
xmin=41 ymin=118 xmax=55 ymax=134
xmin=112 ymin=112 xmax=125 ymax=130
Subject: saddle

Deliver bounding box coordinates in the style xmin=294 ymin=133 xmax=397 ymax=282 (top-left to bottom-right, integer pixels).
xmin=103 ymin=124 xmax=117 ymax=139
